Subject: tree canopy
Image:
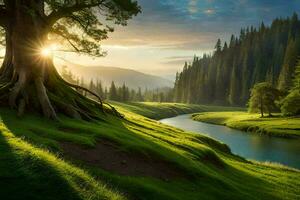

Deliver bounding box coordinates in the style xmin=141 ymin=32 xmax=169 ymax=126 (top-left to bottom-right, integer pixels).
xmin=280 ymin=62 xmax=300 ymax=116
xmin=0 ymin=0 xmax=140 ymax=119
xmin=248 ymin=82 xmax=281 ymax=117
xmin=0 ymin=0 xmax=141 ymax=56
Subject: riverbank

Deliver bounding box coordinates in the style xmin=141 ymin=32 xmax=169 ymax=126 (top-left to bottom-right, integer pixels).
xmin=192 ymin=112 xmax=300 ymax=138
xmin=161 ymin=114 xmax=300 ymax=169
xmin=112 ymin=101 xmax=244 ymax=119
xmin=1 ymin=104 xmax=299 ymax=199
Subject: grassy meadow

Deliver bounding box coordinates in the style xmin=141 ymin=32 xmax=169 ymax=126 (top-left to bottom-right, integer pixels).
xmin=111 ymin=101 xmax=244 ymax=119
xmin=0 ymin=103 xmax=299 ymax=200
xmin=192 ymin=112 xmax=300 ymax=138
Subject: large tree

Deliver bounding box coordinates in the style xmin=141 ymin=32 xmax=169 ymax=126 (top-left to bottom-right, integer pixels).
xmin=0 ymin=0 xmax=140 ymax=119
xmin=248 ymin=82 xmax=281 ymax=117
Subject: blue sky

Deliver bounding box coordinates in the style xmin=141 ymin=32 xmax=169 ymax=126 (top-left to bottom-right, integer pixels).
xmin=63 ymin=0 xmax=300 ymax=79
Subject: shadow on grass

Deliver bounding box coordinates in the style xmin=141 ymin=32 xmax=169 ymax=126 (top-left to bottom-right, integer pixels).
xmin=0 ymin=130 xmax=83 ymax=200
xmin=0 ymin=108 xmax=296 ymax=200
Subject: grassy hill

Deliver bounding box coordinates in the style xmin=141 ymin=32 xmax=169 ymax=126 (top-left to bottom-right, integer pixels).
xmin=192 ymin=112 xmax=300 ymax=138
xmin=112 ymin=102 xmax=244 ymax=119
xmin=0 ymin=103 xmax=299 ymax=200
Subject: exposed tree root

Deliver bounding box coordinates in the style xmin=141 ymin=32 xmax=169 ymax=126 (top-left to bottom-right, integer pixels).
xmin=8 ymin=71 xmax=26 ymax=108
xmin=0 ymin=7 xmax=122 ymax=120
xmin=17 ymin=98 xmax=25 ymax=117
xmin=35 ymin=77 xmax=58 ymax=120
xmin=0 ymin=65 xmax=123 ymax=120
xmin=57 ymin=73 xmax=124 ymax=119
xmin=64 ymin=80 xmax=104 ymax=108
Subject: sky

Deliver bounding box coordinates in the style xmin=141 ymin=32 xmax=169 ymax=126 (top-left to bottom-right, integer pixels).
xmin=59 ymin=0 xmax=300 ymax=80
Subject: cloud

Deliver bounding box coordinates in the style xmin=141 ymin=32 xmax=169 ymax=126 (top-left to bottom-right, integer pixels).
xmin=204 ymin=9 xmax=216 ymax=15
xmin=161 ymin=55 xmax=194 ymax=66
xmin=161 ymin=59 xmax=190 ymax=66
xmin=90 ymin=0 xmax=300 ymax=78
xmin=188 ymin=0 xmax=199 ymax=14
xmin=103 ymin=17 xmax=219 ymax=51
xmin=164 ymin=56 xmax=194 ymax=60
xmin=101 ymin=0 xmax=300 ymax=53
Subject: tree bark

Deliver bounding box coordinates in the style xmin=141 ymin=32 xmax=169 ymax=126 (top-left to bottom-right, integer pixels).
xmin=0 ymin=1 xmax=114 ymax=120
xmin=260 ymin=96 xmax=264 ymax=118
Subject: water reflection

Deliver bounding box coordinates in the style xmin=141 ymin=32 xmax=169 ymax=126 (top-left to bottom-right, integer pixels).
xmin=160 ymin=114 xmax=300 ymax=169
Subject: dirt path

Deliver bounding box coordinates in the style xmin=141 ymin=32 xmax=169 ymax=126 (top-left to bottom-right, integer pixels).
xmin=61 ymin=140 xmax=187 ymax=180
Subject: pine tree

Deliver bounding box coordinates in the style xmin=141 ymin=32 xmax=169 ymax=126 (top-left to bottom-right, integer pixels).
xmin=120 ymin=83 xmax=130 ymax=102
xmin=89 ymin=79 xmax=96 ymax=92
xmin=137 ymin=87 xmax=143 ymax=101
xmin=228 ymin=66 xmax=239 ymax=105
xmin=130 ymin=89 xmax=137 ymax=101
xmin=109 ymin=81 xmax=118 ymax=101
xmin=173 ymin=14 xmax=300 ymax=106
xmin=281 ymin=62 xmax=300 ymax=115
xmin=229 ymin=35 xmax=236 ymax=48
xmin=215 ymin=39 xmax=222 ymax=53
xmin=96 ymin=80 xmax=104 ymax=99
xmin=223 ymin=42 xmax=228 ymax=51
xmin=104 ymin=87 xmax=108 ymax=100
xmin=278 ymin=38 xmax=298 ymax=90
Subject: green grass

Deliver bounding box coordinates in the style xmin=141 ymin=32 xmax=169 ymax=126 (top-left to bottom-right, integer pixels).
xmin=192 ymin=112 xmax=300 ymax=138
xmin=0 ymin=116 xmax=124 ymax=200
xmin=111 ymin=101 xmax=244 ymax=119
xmin=0 ymin=103 xmax=299 ymax=200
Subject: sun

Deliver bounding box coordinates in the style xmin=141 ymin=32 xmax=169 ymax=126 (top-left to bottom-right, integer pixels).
xmin=40 ymin=44 xmax=57 ymax=57
xmin=41 ymin=48 xmax=51 ymax=57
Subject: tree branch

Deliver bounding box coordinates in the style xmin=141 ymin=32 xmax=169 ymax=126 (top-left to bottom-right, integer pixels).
xmin=46 ymin=1 xmax=106 ymax=27
xmin=50 ymin=27 xmax=81 ymax=53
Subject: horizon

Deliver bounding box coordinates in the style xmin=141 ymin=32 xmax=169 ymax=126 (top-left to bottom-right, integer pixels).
xmin=53 ymin=0 xmax=300 ymax=80
xmin=0 ymin=1 xmax=299 ymax=199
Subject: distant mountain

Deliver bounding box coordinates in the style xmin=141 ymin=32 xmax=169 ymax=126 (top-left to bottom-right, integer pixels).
xmin=55 ymin=59 xmax=173 ymax=90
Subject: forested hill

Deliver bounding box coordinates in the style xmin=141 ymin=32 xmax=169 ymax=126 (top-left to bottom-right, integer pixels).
xmin=174 ymin=13 xmax=300 ymax=106
xmin=54 ymin=60 xmax=173 ymax=90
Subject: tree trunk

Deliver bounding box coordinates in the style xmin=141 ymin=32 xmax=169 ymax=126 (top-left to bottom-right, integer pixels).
xmin=0 ymin=27 xmax=13 ymax=80
xmin=0 ymin=2 xmax=117 ymax=120
xmin=260 ymin=97 xmax=264 ymax=118
xmin=0 ymin=3 xmax=57 ymax=119
xmin=268 ymin=109 xmax=273 ymax=117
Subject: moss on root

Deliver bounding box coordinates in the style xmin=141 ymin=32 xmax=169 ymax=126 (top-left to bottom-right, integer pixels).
xmin=0 ymin=59 xmax=122 ymax=121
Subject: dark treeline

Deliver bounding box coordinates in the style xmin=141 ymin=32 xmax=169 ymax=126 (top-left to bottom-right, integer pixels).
xmin=105 ymin=81 xmax=173 ymax=102
xmin=174 ymin=13 xmax=300 ymax=106
xmin=60 ymin=66 xmax=173 ymax=103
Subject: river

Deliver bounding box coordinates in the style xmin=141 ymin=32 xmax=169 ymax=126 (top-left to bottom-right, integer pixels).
xmin=160 ymin=114 xmax=300 ymax=169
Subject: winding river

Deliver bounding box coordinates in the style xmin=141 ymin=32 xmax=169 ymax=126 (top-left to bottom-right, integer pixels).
xmin=160 ymin=114 xmax=300 ymax=169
